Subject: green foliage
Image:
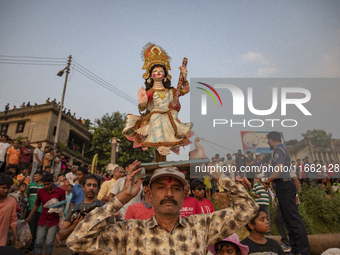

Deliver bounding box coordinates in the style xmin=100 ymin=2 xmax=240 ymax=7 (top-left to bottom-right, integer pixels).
xmin=285 ymin=139 xmax=299 ymax=146
xmin=91 ymin=111 xmax=155 ymax=169
xmin=301 ymin=129 xmax=332 ymax=147
xmin=57 ymin=142 xmax=89 ymax=161
xmin=84 ymin=118 xmax=93 ymax=130
xmin=299 ymin=183 xmax=340 ymax=233
xmin=15 ymin=135 xmax=23 ymax=145
xmin=297 ymin=202 xmax=315 ymax=235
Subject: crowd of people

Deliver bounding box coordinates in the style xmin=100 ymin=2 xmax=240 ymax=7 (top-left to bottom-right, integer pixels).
xmin=203 ymin=150 xmax=340 ymax=194
xmin=3 ymin=99 xmax=87 ymax=127
xmin=0 ymin=132 xmax=340 ymax=255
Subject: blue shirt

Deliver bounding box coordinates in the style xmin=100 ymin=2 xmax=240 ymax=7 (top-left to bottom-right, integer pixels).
xmin=270 ymin=144 xmax=291 ymax=179
xmin=70 ymin=183 xmax=84 ymax=204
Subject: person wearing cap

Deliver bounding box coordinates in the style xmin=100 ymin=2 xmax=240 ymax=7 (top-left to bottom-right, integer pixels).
xmin=208 ymin=233 xmax=249 ymax=255
xmin=67 ymin=160 xmax=259 ymax=254
xmin=264 ymin=131 xmax=310 ymax=255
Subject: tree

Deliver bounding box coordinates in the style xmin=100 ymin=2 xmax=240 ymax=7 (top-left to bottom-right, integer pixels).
xmin=285 ymin=139 xmax=299 ymax=146
xmin=91 ymin=111 xmax=155 ymax=169
xmin=301 ymin=129 xmax=332 ymax=147
xmin=84 ymin=118 xmax=93 ymax=130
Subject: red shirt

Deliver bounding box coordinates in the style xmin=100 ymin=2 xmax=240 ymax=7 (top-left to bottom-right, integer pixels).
xmin=180 ymin=196 xmax=201 ymax=217
xmin=35 ymin=185 xmax=65 ymax=228
xmin=197 ymin=198 xmax=215 ymax=214
xmin=124 ymin=199 xmax=154 ymax=221
xmin=20 ymin=146 xmax=33 ymax=163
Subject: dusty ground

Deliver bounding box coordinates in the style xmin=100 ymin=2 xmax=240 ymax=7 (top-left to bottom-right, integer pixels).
xmin=23 ymin=242 xmax=68 ymax=255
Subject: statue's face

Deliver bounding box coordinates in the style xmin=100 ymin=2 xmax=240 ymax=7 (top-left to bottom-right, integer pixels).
xmin=151 ymin=66 xmax=165 ymax=81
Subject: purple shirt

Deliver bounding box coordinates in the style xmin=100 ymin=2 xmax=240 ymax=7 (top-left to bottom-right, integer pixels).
xmin=20 ymin=146 xmax=33 ymax=163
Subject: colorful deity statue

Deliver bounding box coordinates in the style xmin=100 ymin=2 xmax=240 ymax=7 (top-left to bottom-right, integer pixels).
xmin=123 ymin=43 xmax=193 ymax=156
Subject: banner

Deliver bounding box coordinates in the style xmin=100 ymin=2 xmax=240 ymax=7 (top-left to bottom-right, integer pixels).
xmin=241 ymin=131 xmax=285 ymax=154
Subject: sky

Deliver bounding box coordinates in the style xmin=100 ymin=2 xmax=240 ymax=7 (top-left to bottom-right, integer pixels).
xmin=1 ymin=1 xmax=340 ymax=161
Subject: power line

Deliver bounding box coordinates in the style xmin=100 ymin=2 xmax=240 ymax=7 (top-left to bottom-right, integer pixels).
xmin=0 ymin=54 xmax=139 ymax=105
xmin=0 ymin=58 xmax=66 ymax=63
xmin=193 ymin=134 xmax=235 ymax=152
xmin=73 ymin=61 xmax=138 ymax=105
xmin=73 ymin=66 xmax=138 ymax=106
xmin=0 ymin=61 xmax=65 ymax=66
xmin=73 ymin=61 xmax=138 ymax=104
xmin=0 ymin=55 xmax=66 ymax=60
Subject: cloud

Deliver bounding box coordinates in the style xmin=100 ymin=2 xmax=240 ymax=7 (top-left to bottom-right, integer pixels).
xmin=241 ymin=51 xmax=277 ymax=77
xmin=241 ymin=51 xmax=268 ymax=65
xmin=314 ymin=30 xmax=340 ymax=78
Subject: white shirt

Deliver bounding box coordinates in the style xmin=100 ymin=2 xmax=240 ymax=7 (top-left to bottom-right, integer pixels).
xmin=53 ymin=156 xmax=61 ymax=173
xmin=110 ymin=177 xmax=143 ymax=221
xmin=66 ymin=172 xmax=77 ymax=186
xmin=0 ymin=142 xmax=11 ymax=162
xmin=33 ymin=147 xmax=44 ymax=164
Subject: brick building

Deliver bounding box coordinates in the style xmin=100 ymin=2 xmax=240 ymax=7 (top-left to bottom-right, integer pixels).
xmin=0 ymin=103 xmax=92 ymax=165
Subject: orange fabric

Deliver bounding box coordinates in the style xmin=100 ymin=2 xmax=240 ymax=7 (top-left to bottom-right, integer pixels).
xmin=7 ymin=147 xmax=20 ymax=165
xmin=16 ymin=174 xmax=30 ymax=186
xmin=0 ymin=195 xmax=18 ymax=246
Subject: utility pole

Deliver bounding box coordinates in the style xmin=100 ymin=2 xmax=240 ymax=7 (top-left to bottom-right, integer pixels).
xmin=53 ymin=55 xmax=72 ymax=161
xmin=111 ymin=137 xmax=117 ymax=164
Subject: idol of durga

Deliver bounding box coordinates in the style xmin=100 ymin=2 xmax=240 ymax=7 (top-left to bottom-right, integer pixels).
xmin=122 ymin=43 xmax=193 ymax=156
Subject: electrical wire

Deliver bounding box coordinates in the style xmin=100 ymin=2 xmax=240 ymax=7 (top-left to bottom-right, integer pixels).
xmin=73 ymin=61 xmax=138 ymax=105
xmin=73 ymin=61 xmax=138 ymax=104
xmin=0 ymin=58 xmax=66 ymax=63
xmin=193 ymin=134 xmax=235 ymax=152
xmin=0 ymin=61 xmax=65 ymax=66
xmin=0 ymin=55 xmax=67 ymax=66
xmin=73 ymin=66 xmax=138 ymax=106
xmin=0 ymin=55 xmax=66 ymax=60
xmin=0 ymin=55 xmax=139 ymax=105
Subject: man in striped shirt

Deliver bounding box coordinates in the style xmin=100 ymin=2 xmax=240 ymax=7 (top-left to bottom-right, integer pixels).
xmin=252 ymin=173 xmax=272 ymax=235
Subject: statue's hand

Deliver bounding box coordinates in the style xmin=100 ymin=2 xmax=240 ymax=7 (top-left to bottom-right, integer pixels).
xmin=138 ymin=87 xmax=148 ymax=105
xmin=179 ymin=66 xmax=188 ymax=81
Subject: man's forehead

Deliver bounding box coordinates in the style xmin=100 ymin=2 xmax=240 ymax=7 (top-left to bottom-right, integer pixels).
xmin=154 ymin=176 xmax=181 ymax=185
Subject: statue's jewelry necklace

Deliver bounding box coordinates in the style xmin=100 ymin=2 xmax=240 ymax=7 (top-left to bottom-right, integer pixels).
xmin=157 ymin=91 xmax=167 ymax=99
xmin=152 ymin=87 xmax=167 ymax=99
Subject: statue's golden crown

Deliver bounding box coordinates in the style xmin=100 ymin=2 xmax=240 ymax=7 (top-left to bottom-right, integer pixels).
xmin=141 ymin=43 xmax=171 ymax=80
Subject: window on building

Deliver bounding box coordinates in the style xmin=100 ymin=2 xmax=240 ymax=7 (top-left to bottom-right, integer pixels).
xmin=53 ymin=126 xmax=57 ymax=136
xmin=1 ymin=124 xmax=8 ymax=135
xmin=16 ymin=122 xmax=25 ymax=133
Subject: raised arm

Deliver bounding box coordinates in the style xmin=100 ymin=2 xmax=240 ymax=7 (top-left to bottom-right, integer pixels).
xmin=194 ymin=177 xmax=259 ymax=246
xmin=67 ymin=161 xmax=144 ymax=254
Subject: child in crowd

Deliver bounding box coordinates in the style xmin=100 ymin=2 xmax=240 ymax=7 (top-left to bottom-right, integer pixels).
xmin=54 ymin=173 xmax=67 ymax=190
xmin=16 ymin=167 xmax=30 ymax=186
xmin=208 ymin=233 xmax=249 ymax=255
xmin=241 ymin=208 xmax=285 ymax=255
xmin=64 ymin=184 xmax=73 ymax=216
xmin=4 ymin=170 xmax=19 ymax=192
xmin=15 ymin=182 xmax=29 ymax=219
xmin=190 ymin=179 xmax=215 ymax=214
xmin=44 ymin=165 xmax=52 ymax=174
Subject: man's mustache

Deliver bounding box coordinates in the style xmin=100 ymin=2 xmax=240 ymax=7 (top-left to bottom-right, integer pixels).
xmin=160 ymin=199 xmax=178 ymax=205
